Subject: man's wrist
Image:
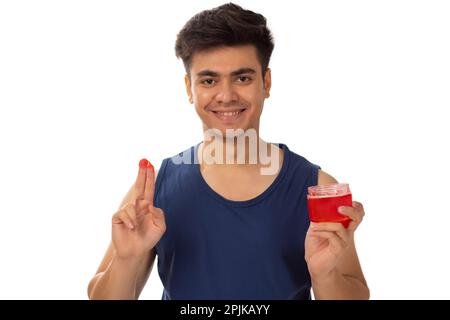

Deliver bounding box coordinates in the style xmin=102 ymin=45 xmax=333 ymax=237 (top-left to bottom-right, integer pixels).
xmin=114 ymin=252 xmax=148 ymax=269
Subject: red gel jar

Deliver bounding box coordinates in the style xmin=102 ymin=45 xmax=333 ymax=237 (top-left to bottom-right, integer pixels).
xmin=307 ymin=183 xmax=352 ymax=228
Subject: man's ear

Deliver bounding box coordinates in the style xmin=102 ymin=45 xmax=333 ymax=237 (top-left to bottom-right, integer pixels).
xmin=264 ymin=68 xmax=272 ymax=98
xmin=184 ymin=74 xmax=193 ymax=104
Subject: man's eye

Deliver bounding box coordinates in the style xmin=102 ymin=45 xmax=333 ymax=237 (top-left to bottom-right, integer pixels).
xmin=237 ymin=76 xmax=251 ymax=83
xmin=201 ymin=79 xmax=216 ymax=85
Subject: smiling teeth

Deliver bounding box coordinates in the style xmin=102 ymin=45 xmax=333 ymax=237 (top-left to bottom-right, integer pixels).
xmin=217 ymin=111 xmax=241 ymax=116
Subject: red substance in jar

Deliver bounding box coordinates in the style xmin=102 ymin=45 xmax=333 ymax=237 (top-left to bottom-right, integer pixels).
xmin=307 ymin=193 xmax=353 ymax=228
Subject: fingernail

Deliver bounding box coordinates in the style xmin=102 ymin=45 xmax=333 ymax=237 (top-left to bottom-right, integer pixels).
xmin=128 ymin=222 xmax=134 ymax=229
xmin=147 ymin=161 xmax=154 ymax=172
xmin=338 ymin=206 xmax=345 ymax=213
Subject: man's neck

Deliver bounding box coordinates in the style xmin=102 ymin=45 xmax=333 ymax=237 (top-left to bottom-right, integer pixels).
xmin=198 ymin=134 xmax=282 ymax=175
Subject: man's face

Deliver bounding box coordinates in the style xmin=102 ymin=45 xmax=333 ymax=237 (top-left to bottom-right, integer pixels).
xmin=185 ymin=45 xmax=271 ymax=135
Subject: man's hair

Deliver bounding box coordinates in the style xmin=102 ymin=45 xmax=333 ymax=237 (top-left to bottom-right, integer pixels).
xmin=175 ymin=2 xmax=274 ymax=78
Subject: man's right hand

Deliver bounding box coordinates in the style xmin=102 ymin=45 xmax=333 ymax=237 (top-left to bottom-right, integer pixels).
xmin=111 ymin=159 xmax=166 ymax=260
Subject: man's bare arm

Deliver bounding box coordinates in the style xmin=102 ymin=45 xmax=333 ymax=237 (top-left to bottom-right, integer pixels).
xmin=88 ymin=171 xmax=159 ymax=299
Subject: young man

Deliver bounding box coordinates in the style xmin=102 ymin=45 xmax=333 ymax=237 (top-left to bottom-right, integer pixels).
xmin=88 ymin=3 xmax=369 ymax=300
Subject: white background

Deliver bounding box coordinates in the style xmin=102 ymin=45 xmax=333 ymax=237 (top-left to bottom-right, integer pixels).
xmin=1 ymin=0 xmax=449 ymax=299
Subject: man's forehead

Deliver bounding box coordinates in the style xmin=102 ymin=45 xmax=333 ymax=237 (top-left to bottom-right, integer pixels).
xmin=190 ymin=45 xmax=261 ymax=75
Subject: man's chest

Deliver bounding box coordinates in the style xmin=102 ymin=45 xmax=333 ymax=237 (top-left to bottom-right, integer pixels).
xmin=200 ymin=170 xmax=277 ymax=201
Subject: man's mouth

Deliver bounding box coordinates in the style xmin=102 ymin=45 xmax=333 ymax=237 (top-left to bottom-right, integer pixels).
xmin=211 ymin=108 xmax=246 ymax=121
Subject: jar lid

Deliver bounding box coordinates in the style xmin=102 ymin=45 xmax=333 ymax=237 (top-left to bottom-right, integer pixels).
xmin=307 ymin=183 xmax=351 ymax=198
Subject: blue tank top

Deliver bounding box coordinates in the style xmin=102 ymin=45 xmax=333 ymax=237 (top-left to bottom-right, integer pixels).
xmin=154 ymin=142 xmax=321 ymax=300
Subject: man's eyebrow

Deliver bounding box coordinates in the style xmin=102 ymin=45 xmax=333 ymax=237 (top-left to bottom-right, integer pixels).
xmin=196 ymin=70 xmax=219 ymax=77
xmin=196 ymin=68 xmax=257 ymax=77
xmin=230 ymin=68 xmax=256 ymax=76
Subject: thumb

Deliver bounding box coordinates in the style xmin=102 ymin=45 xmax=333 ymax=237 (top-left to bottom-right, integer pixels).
xmin=149 ymin=206 xmax=166 ymax=226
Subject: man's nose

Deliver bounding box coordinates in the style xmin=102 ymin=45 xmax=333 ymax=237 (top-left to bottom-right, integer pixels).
xmin=215 ymin=81 xmax=238 ymax=104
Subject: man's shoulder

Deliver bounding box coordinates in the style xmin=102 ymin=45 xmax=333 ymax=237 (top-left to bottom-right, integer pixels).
xmin=282 ymin=143 xmax=320 ymax=171
xmin=317 ymin=170 xmax=338 ymax=185
xmin=164 ymin=143 xmax=200 ymax=166
xmin=281 ymin=144 xmax=337 ymax=185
